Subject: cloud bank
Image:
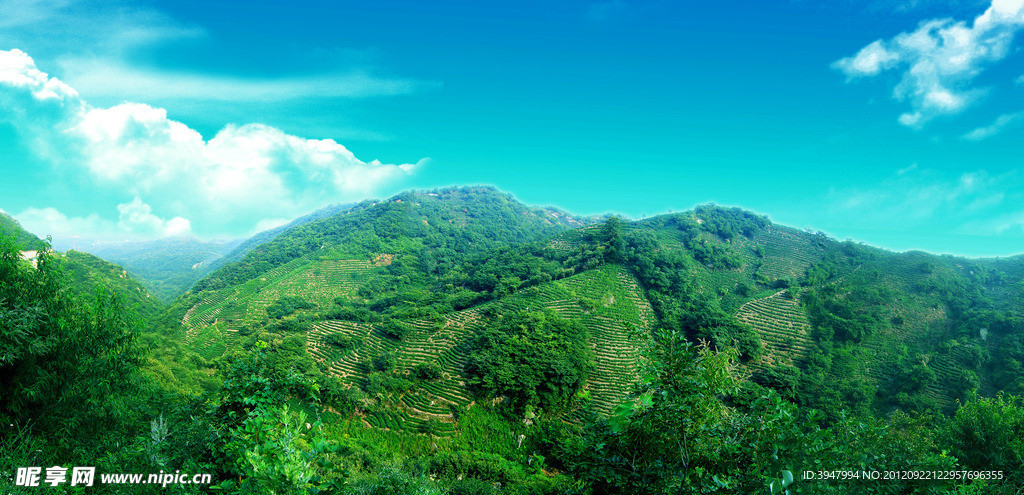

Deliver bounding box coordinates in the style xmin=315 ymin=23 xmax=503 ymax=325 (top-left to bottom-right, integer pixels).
xmin=0 ymin=48 xmax=425 ymax=241
xmin=827 ymin=166 xmax=1024 ymax=238
xmin=833 ymin=0 xmax=1024 ymax=127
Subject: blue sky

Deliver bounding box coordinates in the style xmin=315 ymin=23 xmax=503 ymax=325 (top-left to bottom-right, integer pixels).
xmin=1 ymin=0 xmax=1023 ymax=257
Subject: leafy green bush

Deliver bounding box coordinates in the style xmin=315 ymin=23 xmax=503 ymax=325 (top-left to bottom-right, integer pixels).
xmin=413 ymin=362 xmax=442 ymax=381
xmin=380 ymin=318 xmax=412 ymax=340
xmin=266 ymin=295 xmax=316 ymax=319
xmin=464 ymin=310 xmax=592 ymax=416
xmin=373 ymin=352 xmax=396 ymax=372
xmin=325 ymin=332 xmax=362 ymax=350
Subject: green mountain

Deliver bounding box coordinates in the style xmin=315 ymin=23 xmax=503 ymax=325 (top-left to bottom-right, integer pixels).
xmin=178 ymin=188 xmax=1024 ymax=428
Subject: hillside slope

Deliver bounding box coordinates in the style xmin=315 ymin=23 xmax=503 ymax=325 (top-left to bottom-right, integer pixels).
xmin=174 ymin=193 xmax=1024 ymax=434
xmin=0 ymin=211 xmax=46 ymax=251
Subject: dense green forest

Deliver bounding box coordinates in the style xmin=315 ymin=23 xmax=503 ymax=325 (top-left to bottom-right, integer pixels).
xmin=3 ymin=186 xmax=1024 ymax=494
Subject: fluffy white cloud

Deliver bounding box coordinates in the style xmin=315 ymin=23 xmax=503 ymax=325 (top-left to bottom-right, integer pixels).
xmin=833 ymin=0 xmax=1024 ymax=127
xmin=15 ymin=206 xmax=118 ymax=241
xmin=0 ymin=48 xmax=426 ymax=239
xmin=962 ymin=111 xmax=1024 ymax=139
xmin=117 ymin=197 xmax=192 ymax=237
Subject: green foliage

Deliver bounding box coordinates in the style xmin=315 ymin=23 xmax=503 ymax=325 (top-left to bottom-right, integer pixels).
xmin=379 ymin=318 xmax=412 ymax=340
xmin=320 ymin=375 xmax=363 ymax=415
xmin=565 ymin=332 xmax=959 ymax=494
xmin=206 ymin=342 xmax=342 ymax=493
xmin=464 ymin=309 xmax=593 ymax=416
xmin=364 ymin=372 xmax=414 ymax=395
xmin=267 ymin=295 xmax=316 ymax=319
xmin=564 ymin=335 xmax=746 ymax=493
xmin=0 ymin=234 xmax=147 ymax=465
xmin=803 ymin=285 xmax=886 ymax=343
xmin=941 ymin=393 xmax=1024 ymax=492
xmin=342 ymin=464 xmax=442 ymax=495
xmin=412 ymin=362 xmax=442 ymax=381
xmin=0 ymin=212 xmax=46 ymax=250
xmin=216 ymin=404 xmax=335 ymax=494
xmin=325 ymin=332 xmax=363 ymax=351
xmin=372 ymin=352 xmax=397 ymax=372
xmin=59 ymin=249 xmax=165 ymax=322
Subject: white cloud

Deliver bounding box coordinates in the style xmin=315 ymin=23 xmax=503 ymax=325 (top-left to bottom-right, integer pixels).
xmin=0 ymin=0 xmax=431 ymax=105
xmin=254 ymin=218 xmax=291 ymax=233
xmin=15 ymin=206 xmax=117 ymax=240
xmin=833 ymin=0 xmax=1024 ymax=127
xmin=835 ymin=40 xmax=901 ymax=77
xmin=0 ymin=49 xmax=426 ymax=239
xmin=55 ymin=58 xmax=433 ymax=102
xmin=0 ymin=0 xmax=204 ymax=56
xmin=829 ymin=166 xmax=1023 ymax=234
xmin=962 ymin=111 xmax=1024 ymax=139
xmin=117 ymin=197 xmax=192 ymax=237
xmin=0 ymin=48 xmax=78 ymax=103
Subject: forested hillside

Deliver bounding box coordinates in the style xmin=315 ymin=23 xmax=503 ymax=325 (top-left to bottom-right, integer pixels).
xmin=3 ymin=189 xmax=1024 ymax=494
xmin=57 ymin=250 xmax=164 ymax=322
xmin=0 ymin=212 xmax=45 ymax=251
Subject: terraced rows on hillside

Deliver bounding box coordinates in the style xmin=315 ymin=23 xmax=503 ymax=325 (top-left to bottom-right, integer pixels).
xmin=862 ymin=300 xmax=956 ymax=411
xmin=308 ymin=311 xmax=479 ymax=436
xmin=307 ymin=264 xmax=653 ymax=434
xmin=736 ymin=290 xmax=815 ymax=369
xmin=737 ymin=288 xmax=961 ymax=411
xmin=546 ymin=225 xmax=599 ymax=254
xmin=243 ymin=259 xmax=373 ymax=325
xmin=754 ymin=227 xmax=825 ymax=281
xmin=561 ymin=266 xmax=653 ymax=415
xmin=183 ymin=255 xmax=377 ymax=344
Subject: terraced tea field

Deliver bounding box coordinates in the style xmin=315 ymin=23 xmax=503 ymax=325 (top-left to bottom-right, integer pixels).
xmin=754 ymin=227 xmax=826 ymax=281
xmin=182 ymin=253 xmax=377 ymax=345
xmin=736 ymin=290 xmax=815 ymax=369
xmin=306 ymin=264 xmax=653 ymax=435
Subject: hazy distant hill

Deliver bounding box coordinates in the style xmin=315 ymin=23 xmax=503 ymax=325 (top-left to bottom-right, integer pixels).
xmin=80 ymin=203 xmax=359 ymax=303
xmin=0 ymin=215 xmax=164 ymax=321
xmin=83 ymin=237 xmax=243 ymax=303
